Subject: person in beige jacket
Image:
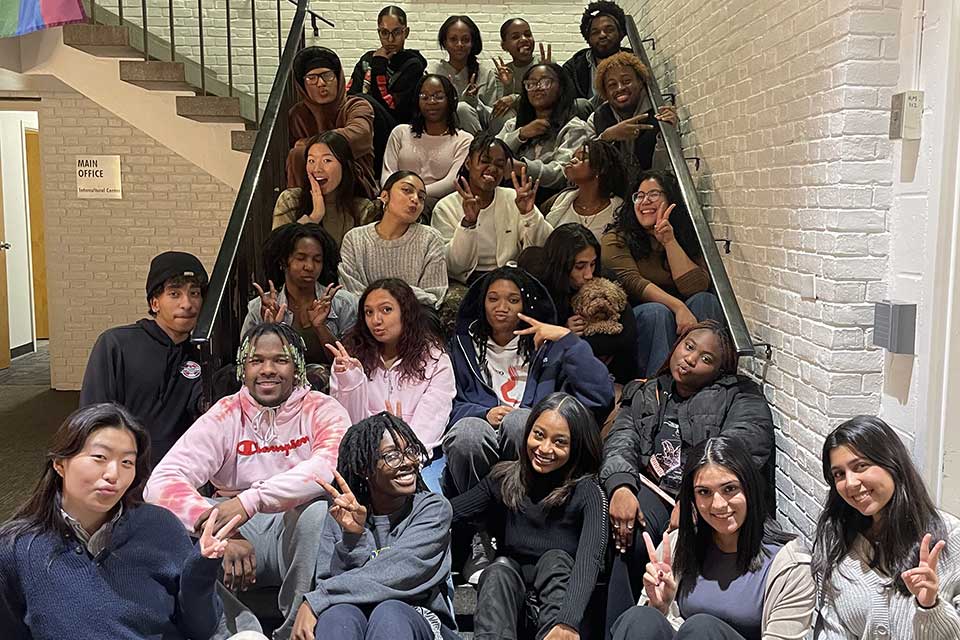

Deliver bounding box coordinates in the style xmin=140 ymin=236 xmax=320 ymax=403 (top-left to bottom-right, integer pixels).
xmin=432 ymin=133 xmax=553 ymax=285
xmin=611 ymin=437 xmax=815 ymax=640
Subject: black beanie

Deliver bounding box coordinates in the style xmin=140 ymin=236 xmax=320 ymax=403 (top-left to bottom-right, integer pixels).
xmin=294 ymin=46 xmax=341 ymax=87
xmin=146 ymin=251 xmax=208 ymax=302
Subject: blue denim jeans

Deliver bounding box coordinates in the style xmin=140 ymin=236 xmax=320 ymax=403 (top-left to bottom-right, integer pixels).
xmin=633 ymin=291 xmax=725 ymax=378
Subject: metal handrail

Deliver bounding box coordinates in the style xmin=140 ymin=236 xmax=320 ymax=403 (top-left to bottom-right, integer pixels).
xmin=191 ymin=0 xmax=311 ymax=406
xmin=625 ymin=16 xmax=755 ymax=357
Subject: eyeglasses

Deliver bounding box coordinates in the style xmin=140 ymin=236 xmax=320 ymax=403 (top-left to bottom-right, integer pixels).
xmin=604 ymin=78 xmax=636 ymax=92
xmin=632 ymin=189 xmax=664 ymax=203
xmin=378 ymin=27 xmax=406 ymax=40
xmin=379 ymin=445 xmax=424 ymax=469
xmin=523 ymin=78 xmax=556 ymax=92
xmin=419 ymin=92 xmax=446 ymax=104
xmin=304 ymin=70 xmax=337 ymax=85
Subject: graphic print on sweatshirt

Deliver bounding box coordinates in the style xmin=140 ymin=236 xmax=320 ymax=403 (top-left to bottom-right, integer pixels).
xmin=485 ymin=337 xmax=528 ymax=407
xmin=651 ymin=418 xmax=683 ymax=496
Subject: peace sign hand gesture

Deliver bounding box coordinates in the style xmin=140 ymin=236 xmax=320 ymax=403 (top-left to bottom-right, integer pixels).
xmin=600 ymin=115 xmax=656 ymax=142
xmin=324 ymin=341 xmax=362 ymax=374
xmin=316 ymin=470 xmax=368 ymax=535
xmin=511 ymin=166 xmax=540 ymax=215
xmin=455 ymin=177 xmax=482 ymax=226
xmin=652 ymin=203 xmax=677 ymax=246
xmin=307 ymin=284 xmax=342 ymax=329
xmin=515 ymin=313 xmax=570 ymax=349
xmin=538 ymin=43 xmax=552 ymax=63
xmin=492 ymin=56 xmax=513 ymax=87
xmin=198 ymin=508 xmax=245 ymax=559
xmin=464 ymin=73 xmax=479 ymax=98
xmin=902 ymin=533 xmax=947 ymax=608
xmin=253 ymin=280 xmax=285 ymax=323
xmin=642 ymin=531 xmax=677 ymax=614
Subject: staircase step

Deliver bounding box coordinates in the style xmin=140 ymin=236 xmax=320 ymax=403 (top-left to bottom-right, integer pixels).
xmin=119 ymin=60 xmax=192 ymax=91
xmin=231 ymin=129 xmax=258 ymax=153
xmin=176 ymin=96 xmax=244 ymax=123
xmin=62 ymin=23 xmax=140 ymax=58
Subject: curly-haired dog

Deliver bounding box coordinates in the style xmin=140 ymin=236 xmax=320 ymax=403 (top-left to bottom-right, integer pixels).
xmin=571 ymin=277 xmax=627 ymax=336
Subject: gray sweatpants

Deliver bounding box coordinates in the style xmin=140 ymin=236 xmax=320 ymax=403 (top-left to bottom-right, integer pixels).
xmin=440 ymin=408 xmax=532 ymax=497
xmin=212 ymin=499 xmax=329 ymax=640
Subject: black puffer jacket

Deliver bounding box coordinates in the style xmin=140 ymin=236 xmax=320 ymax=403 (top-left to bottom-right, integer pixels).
xmin=599 ymin=373 xmax=774 ymax=496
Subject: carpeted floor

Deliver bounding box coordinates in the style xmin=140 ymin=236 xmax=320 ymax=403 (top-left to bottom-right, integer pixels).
xmin=0 ymin=342 xmax=79 ymax=519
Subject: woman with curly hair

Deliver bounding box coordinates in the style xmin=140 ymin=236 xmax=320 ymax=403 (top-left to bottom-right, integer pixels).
xmin=543 ymin=139 xmax=626 ymax=241
xmin=497 ymin=62 xmax=591 ymax=195
xmin=588 ymin=51 xmax=677 ymax=186
xmin=291 ymin=413 xmax=457 ymax=640
xmin=326 ymin=278 xmax=456 ymax=491
xmin=273 ymin=132 xmax=378 ymax=244
xmin=242 ymin=222 xmax=358 ymax=366
xmin=601 ymin=169 xmax=723 ymax=377
xmin=380 ymin=74 xmax=473 ymax=208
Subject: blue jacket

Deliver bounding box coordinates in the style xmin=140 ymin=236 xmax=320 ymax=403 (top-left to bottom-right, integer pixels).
xmin=0 ymin=504 xmax=222 ymax=640
xmin=448 ymin=269 xmax=615 ymax=425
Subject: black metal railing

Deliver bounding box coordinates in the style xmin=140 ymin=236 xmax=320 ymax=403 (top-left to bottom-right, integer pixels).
xmin=190 ymin=0 xmax=312 ymax=408
xmin=625 ymin=16 xmax=755 ymax=357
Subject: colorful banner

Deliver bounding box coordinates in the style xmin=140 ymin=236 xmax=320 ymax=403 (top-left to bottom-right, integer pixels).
xmin=0 ymin=0 xmax=87 ymax=39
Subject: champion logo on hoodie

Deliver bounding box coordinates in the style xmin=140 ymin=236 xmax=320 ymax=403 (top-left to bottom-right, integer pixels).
xmin=237 ymin=436 xmax=310 ymax=457
xmin=180 ymin=361 xmax=201 ymax=379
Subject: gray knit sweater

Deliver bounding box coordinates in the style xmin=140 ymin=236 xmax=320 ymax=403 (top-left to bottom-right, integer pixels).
xmin=815 ymin=510 xmax=960 ymax=639
xmin=338 ymin=222 xmax=448 ymax=308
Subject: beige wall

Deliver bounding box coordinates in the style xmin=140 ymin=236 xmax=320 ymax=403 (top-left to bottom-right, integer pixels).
xmin=16 ymin=90 xmax=235 ymax=389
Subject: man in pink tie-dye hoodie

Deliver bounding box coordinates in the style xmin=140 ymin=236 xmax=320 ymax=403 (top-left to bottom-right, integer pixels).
xmin=144 ymin=323 xmax=351 ymax=639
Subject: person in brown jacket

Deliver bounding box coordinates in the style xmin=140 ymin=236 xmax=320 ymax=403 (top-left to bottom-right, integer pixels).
xmin=601 ymin=169 xmax=723 ymax=377
xmin=287 ymin=46 xmax=377 ymax=198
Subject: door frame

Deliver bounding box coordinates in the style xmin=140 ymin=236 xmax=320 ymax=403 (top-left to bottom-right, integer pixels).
xmin=0 ymin=145 xmax=9 ymax=370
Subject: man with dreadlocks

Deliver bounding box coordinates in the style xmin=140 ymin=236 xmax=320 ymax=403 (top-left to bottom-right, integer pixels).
xmin=290 ymin=413 xmax=457 ymax=640
xmin=144 ymin=323 xmax=351 ymax=639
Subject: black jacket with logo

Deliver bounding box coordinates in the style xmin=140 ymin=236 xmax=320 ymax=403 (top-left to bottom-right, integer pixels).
xmin=80 ymin=319 xmax=203 ymax=465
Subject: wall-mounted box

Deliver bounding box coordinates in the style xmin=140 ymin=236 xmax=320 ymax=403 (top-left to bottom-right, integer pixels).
xmin=889 ymin=90 xmax=923 ymax=140
xmin=873 ymin=300 xmax=917 ymax=355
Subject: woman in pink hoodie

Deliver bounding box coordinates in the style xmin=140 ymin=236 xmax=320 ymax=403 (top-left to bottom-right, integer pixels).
xmin=327 ymin=278 xmax=455 ymax=491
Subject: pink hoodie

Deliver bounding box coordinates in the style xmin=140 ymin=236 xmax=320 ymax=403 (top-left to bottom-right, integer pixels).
xmin=329 ymin=348 xmax=455 ymax=450
xmin=144 ymin=385 xmax=350 ymax=531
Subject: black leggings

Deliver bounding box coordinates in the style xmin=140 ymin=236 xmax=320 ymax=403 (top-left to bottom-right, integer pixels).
xmin=612 ymin=606 xmax=748 ymax=640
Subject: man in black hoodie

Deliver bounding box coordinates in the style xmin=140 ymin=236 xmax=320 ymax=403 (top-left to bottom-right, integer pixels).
xmin=563 ymin=1 xmax=633 ymax=102
xmin=80 ymin=251 xmax=208 ymax=466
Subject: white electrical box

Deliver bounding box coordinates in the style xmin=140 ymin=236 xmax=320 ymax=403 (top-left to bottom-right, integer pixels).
xmin=889 ymin=90 xmax=923 ymax=140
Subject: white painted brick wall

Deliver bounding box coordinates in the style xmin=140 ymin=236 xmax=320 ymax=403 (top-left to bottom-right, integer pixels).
xmin=620 ymin=0 xmax=900 ymax=538
xmin=95 ymin=0 xmax=589 ymax=111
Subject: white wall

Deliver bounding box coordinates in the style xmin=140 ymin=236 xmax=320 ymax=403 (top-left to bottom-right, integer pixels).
xmin=0 ymin=110 xmax=39 ymax=351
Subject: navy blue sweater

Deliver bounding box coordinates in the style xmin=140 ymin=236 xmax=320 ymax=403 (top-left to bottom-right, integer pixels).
xmin=448 ymin=271 xmax=615 ymax=426
xmin=0 ymin=504 xmax=222 ymax=640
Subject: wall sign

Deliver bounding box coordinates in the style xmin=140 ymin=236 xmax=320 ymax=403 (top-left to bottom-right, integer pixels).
xmin=76 ymin=155 xmax=122 ymax=199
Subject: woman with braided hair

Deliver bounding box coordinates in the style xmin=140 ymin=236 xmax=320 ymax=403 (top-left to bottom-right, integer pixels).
xmin=291 ymin=413 xmax=457 ymax=640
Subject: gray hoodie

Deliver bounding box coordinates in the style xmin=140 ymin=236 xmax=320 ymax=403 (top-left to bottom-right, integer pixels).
xmin=304 ymin=491 xmax=455 ymax=630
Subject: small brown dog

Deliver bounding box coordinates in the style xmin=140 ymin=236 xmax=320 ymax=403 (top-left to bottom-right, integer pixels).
xmin=571 ymin=277 xmax=627 ymax=336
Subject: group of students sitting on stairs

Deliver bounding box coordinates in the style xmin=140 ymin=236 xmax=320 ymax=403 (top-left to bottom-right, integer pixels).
xmin=2 ymin=1 xmax=958 ymax=640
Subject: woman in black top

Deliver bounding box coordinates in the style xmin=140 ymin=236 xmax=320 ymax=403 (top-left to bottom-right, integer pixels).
xmin=521 ymin=222 xmax=638 ymax=384
xmin=451 ymin=392 xmax=608 ymax=640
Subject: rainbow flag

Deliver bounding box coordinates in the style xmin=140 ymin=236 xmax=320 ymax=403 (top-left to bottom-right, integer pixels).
xmin=0 ymin=0 xmax=87 ymax=39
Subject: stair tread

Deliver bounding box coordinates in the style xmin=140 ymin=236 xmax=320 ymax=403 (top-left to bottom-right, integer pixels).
xmin=119 ymin=60 xmax=192 ymax=91
xmin=230 ymin=129 xmax=258 ymax=152
xmin=62 ymin=23 xmax=139 ymax=58
xmin=176 ymin=95 xmax=244 ymax=123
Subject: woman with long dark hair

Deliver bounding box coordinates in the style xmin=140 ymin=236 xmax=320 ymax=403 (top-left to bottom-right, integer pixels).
xmin=427 ymin=15 xmax=502 ymax=135
xmin=432 ymin=133 xmax=552 ymax=285
xmin=611 ymin=437 xmax=815 ymax=640
xmin=273 ymin=132 xmax=377 ymax=243
xmin=381 ymin=74 xmax=473 ymax=207
xmin=543 ymin=140 xmax=626 ymax=241
xmin=327 ymin=278 xmax=455 ymax=491
xmin=346 ymin=5 xmax=427 ymax=125
xmin=339 ymin=170 xmax=448 ymax=307
xmin=497 ymin=62 xmax=590 ymax=194
xmin=813 ymin=416 xmax=960 ymax=639
xmin=522 ymin=222 xmax=638 ymax=384
xmin=0 ymin=404 xmax=255 ymax=640
xmin=242 ymin=222 xmax=358 ymax=366
xmin=451 ymin=393 xmax=608 ymax=640
xmin=443 ymin=265 xmax=614 ymax=582
xmin=602 ymin=169 xmax=723 ymax=377
xmin=600 ymin=320 xmax=774 ymax=625
xmin=290 ymin=413 xmax=457 ymax=640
